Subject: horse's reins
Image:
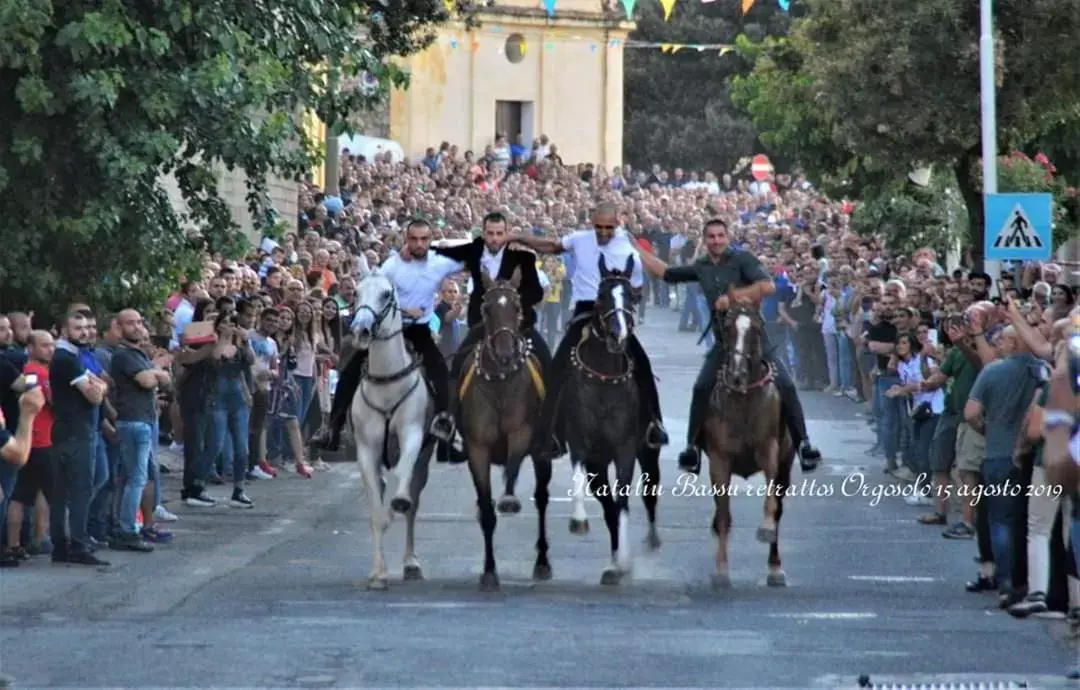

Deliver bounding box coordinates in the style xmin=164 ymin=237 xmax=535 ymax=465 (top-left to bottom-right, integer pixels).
xmin=354 ymin=290 xmax=424 ymax=420
xmin=571 ymin=276 xmax=635 ymax=384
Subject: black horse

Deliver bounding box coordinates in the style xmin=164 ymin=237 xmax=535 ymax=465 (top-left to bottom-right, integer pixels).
xmin=562 ymin=255 xmax=661 ymax=585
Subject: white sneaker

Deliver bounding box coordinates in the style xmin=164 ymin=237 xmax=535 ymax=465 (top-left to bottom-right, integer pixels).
xmin=891 ymin=466 xmax=917 ymax=482
xmin=250 ymin=466 xmax=275 ymax=480
xmin=153 ymin=505 xmax=179 ymax=522
xmin=904 ymin=493 xmax=933 ymax=506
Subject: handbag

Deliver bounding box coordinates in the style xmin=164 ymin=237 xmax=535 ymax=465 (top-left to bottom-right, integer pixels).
xmin=910 ymin=400 xmax=934 ymax=422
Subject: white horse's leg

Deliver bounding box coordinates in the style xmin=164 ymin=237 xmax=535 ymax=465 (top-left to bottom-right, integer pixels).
xmin=357 ymin=441 xmax=389 ymax=590
xmin=389 ymin=425 xmax=425 ymax=515
xmin=568 ymin=456 xmax=590 ymax=535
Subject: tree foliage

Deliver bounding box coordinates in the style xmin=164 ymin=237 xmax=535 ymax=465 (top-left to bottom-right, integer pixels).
xmin=0 ymin=0 xmax=448 ymax=317
xmin=623 ymin=0 xmax=793 ymax=175
xmin=733 ymin=0 xmax=1080 ymax=267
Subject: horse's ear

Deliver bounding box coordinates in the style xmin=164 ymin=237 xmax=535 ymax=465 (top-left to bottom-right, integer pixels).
xmin=624 ymin=254 xmax=635 ymax=276
xmin=598 ymin=254 xmax=609 ymax=275
xmin=509 ymin=267 xmax=522 ymax=288
xmin=480 ymin=271 xmax=494 ymax=290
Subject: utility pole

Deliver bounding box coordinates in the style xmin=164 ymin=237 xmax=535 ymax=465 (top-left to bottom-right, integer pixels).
xmin=979 ymin=0 xmax=1000 ymax=285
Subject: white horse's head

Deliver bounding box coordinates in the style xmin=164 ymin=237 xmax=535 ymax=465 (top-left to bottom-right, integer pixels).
xmin=350 ymin=270 xmax=401 ymax=349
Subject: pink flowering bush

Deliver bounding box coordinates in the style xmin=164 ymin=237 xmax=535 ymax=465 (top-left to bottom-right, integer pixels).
xmin=972 ymin=151 xmax=1080 ymax=248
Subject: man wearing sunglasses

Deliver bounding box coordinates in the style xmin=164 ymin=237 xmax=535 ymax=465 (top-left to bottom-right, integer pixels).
xmin=513 ymin=204 xmax=669 ymax=455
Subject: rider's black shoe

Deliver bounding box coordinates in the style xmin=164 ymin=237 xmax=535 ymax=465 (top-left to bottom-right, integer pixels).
xmin=678 ymin=446 xmax=701 ymax=475
xmin=645 ymin=421 xmax=669 ymax=449
xmin=798 ymin=441 xmax=822 ymax=472
xmin=430 ymin=412 xmax=455 ymax=442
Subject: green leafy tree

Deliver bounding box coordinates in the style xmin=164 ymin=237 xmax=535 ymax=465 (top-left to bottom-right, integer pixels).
xmin=733 ymin=0 xmax=1080 ymax=267
xmin=623 ymin=0 xmax=793 ymax=175
xmin=0 ymin=0 xmax=448 ymax=318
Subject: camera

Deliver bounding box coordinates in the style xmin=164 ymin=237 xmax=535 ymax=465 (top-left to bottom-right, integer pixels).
xmin=23 ymin=373 xmax=38 ymax=389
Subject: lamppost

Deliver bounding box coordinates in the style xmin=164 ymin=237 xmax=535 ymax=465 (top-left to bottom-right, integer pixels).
xmin=979 ymin=0 xmax=1001 ymax=283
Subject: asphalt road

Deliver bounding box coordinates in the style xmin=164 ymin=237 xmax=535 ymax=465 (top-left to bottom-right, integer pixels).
xmin=2 ymin=306 xmax=1077 ymax=688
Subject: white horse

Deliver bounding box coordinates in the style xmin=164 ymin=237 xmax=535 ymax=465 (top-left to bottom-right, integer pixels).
xmin=349 ymin=270 xmax=435 ymax=590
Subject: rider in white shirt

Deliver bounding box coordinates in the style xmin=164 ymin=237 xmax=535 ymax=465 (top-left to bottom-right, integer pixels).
xmin=513 ymin=203 xmax=669 ymax=453
xmin=314 ymin=219 xmax=462 ymax=451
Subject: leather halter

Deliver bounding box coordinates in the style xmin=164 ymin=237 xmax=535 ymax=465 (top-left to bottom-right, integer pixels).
xmin=476 ymin=281 xmax=528 ymax=381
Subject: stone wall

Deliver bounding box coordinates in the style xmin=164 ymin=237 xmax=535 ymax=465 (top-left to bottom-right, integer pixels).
xmin=159 ymin=166 xmax=299 ymax=246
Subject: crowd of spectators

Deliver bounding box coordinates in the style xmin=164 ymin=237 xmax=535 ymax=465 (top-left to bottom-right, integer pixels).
xmin=2 ymin=131 xmax=1080 ymax=652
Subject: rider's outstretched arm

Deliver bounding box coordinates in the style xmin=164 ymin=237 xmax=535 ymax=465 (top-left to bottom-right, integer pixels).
xmin=513 ymin=233 xmax=566 ymax=255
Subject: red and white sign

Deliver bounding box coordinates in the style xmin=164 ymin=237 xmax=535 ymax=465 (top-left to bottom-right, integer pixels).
xmin=751 ymin=154 xmax=773 ymax=181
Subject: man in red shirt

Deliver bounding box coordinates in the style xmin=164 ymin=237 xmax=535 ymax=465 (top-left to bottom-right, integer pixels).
xmin=3 ymin=330 xmax=55 ymax=559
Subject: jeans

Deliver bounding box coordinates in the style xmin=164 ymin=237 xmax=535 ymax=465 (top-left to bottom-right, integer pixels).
xmin=696 ymin=294 xmax=713 ymax=348
xmin=180 ymin=399 xmax=211 ymax=496
xmin=0 ymin=460 xmax=20 ymax=549
xmin=823 ymin=332 xmax=852 ymax=389
xmin=86 ymin=434 xmax=115 ymax=540
xmin=49 ymin=438 xmax=95 ymax=554
xmin=983 ymin=455 xmax=1019 ymax=590
xmin=874 ymin=375 xmax=907 ymax=464
xmin=116 ymin=421 xmax=153 ymax=534
xmin=207 ymin=378 xmax=251 ymax=486
xmin=908 ymin=412 xmax=938 ymax=479
xmin=679 ymin=284 xmax=701 ymax=330
xmin=150 ymin=416 xmax=161 ymax=509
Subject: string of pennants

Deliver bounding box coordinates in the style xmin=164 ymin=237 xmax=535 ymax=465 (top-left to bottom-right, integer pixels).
xmin=442 ymin=0 xmax=789 ymax=21
xmin=441 ymin=31 xmax=736 ymax=55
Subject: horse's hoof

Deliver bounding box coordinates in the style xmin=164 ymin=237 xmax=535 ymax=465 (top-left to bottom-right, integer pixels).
xmin=569 ymin=518 xmax=589 ymax=535
xmin=600 ymin=568 xmax=622 ymax=586
xmin=644 ymin=530 xmax=662 ymax=551
xmin=766 ymin=570 xmax=787 ymax=587
xmin=711 ymin=572 xmax=732 ymax=590
xmin=533 ymin=562 xmax=553 ymax=581
xmin=479 ymin=571 xmax=500 ymax=592
xmin=390 ymin=497 xmax=413 ymax=514
xmin=496 ymin=496 xmax=522 ymax=514
xmin=367 ymin=576 xmax=390 ymax=591
xmin=755 ymin=525 xmax=778 ymax=545
xmin=403 ymin=565 xmax=424 ymax=581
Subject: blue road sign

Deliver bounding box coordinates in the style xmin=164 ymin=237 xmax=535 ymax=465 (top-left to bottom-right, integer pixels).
xmin=984 ymin=193 xmax=1053 ymax=261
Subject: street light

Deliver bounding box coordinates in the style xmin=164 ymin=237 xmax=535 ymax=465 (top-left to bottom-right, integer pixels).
xmin=980 ymin=0 xmax=1001 ymax=282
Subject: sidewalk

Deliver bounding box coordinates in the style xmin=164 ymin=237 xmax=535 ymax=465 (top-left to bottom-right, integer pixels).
xmin=0 ymin=450 xmax=359 ymax=621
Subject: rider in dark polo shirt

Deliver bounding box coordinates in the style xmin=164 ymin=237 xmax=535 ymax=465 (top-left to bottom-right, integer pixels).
xmin=49 ymin=311 xmax=109 ymax=565
xmin=637 ymin=218 xmax=823 ymax=475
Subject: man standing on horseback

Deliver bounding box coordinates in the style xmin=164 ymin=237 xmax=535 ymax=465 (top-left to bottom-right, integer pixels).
xmin=512 ymin=203 xmax=669 ymax=453
xmin=313 ymin=219 xmax=462 ymax=451
xmin=636 ymin=219 xmax=823 ymax=474
xmin=432 ymin=211 xmax=553 ymax=417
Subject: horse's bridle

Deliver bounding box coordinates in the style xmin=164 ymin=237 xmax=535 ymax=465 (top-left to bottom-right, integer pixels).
xmin=476 ymin=282 xmax=529 ymax=380
xmin=593 ymin=275 xmax=636 ymax=346
xmin=354 ymin=290 xmax=404 ymax=342
xmin=716 ymin=307 xmax=773 ymax=395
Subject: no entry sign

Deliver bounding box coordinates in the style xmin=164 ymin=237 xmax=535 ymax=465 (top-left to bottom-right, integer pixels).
xmin=751 ymin=154 xmax=773 ymax=181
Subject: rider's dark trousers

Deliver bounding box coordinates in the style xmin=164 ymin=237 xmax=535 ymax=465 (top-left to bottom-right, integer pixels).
xmin=686 ymin=340 xmax=809 ymax=449
xmin=328 ymin=323 xmax=450 ymax=431
xmin=537 ymin=300 xmax=661 ymax=443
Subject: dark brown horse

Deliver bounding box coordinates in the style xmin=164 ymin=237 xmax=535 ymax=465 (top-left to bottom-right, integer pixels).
xmin=702 ymin=301 xmax=794 ymax=590
xmin=563 ymin=255 xmax=661 ymax=586
xmin=456 ymin=268 xmax=553 ymax=591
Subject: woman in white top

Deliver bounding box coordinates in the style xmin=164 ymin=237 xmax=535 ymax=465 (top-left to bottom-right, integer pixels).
xmin=886 ymin=332 xmax=944 ymax=500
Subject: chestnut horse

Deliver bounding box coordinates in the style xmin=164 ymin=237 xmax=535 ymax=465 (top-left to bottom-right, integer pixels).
xmin=702 ymin=302 xmax=795 ymax=589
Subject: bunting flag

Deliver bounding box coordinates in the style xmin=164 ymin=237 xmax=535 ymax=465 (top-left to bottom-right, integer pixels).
xmin=742 ymin=0 xmax=755 ymax=13
xmin=778 ymin=0 xmax=789 ymax=9
xmin=439 ymin=30 xmax=733 ymax=56
xmin=659 ymin=0 xmax=677 ymax=21
xmin=542 ymin=0 xmax=556 ymax=15
xmin=620 ymin=0 xmax=636 ymax=20
xmin=443 ymin=0 xmax=454 ymax=13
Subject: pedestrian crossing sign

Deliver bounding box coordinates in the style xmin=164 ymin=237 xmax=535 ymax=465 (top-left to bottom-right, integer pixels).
xmin=984 ymin=193 xmax=1053 ymax=261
